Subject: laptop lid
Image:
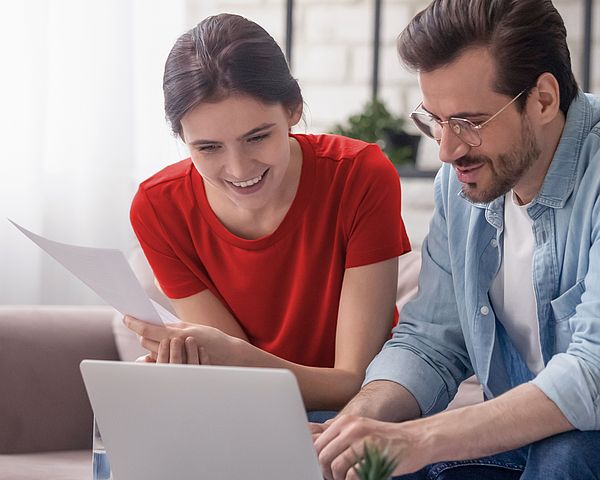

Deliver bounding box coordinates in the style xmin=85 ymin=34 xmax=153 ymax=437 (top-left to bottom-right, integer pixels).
xmin=80 ymin=360 xmax=322 ymax=480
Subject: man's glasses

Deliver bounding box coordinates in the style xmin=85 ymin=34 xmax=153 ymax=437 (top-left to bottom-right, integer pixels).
xmin=409 ymin=88 xmax=529 ymax=147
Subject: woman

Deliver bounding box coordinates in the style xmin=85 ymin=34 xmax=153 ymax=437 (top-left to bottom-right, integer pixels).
xmin=125 ymin=13 xmax=410 ymax=412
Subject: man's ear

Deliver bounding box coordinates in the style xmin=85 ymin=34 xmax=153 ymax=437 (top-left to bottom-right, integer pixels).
xmin=529 ymin=73 xmax=561 ymax=125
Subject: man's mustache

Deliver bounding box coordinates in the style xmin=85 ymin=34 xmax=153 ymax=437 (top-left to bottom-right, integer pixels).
xmin=454 ymin=155 xmax=490 ymax=168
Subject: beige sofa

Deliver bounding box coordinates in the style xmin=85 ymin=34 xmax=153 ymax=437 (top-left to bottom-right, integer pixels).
xmin=0 ymin=305 xmax=118 ymax=479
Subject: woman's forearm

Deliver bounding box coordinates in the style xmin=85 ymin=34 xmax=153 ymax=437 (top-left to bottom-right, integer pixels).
xmin=231 ymin=337 xmax=367 ymax=410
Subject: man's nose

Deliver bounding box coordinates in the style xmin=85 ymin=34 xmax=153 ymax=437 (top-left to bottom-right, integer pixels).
xmin=437 ymin=127 xmax=471 ymax=165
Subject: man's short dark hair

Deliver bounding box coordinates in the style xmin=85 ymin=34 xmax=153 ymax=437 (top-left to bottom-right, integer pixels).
xmin=398 ymin=0 xmax=578 ymax=114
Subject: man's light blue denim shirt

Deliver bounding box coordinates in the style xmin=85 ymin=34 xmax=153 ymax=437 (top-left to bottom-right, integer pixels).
xmin=365 ymin=92 xmax=600 ymax=430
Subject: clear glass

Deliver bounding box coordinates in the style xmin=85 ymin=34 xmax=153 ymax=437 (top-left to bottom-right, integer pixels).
xmin=92 ymin=415 xmax=113 ymax=480
xmin=411 ymin=112 xmax=482 ymax=146
xmin=409 ymin=87 xmax=529 ymax=147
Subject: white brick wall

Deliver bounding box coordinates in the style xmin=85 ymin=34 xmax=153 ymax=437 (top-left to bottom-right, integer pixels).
xmin=186 ymin=0 xmax=599 ymax=130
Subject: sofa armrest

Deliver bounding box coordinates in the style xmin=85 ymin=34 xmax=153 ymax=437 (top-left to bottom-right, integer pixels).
xmin=0 ymin=306 xmax=119 ymax=454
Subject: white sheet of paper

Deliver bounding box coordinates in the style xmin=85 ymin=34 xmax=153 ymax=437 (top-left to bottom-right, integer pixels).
xmin=10 ymin=220 xmax=178 ymax=325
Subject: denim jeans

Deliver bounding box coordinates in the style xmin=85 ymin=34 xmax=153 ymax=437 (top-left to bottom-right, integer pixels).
xmin=395 ymin=430 xmax=600 ymax=480
xmin=307 ymin=410 xmax=337 ymax=423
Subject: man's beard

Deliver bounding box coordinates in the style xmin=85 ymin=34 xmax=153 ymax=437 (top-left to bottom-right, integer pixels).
xmin=458 ymin=119 xmax=541 ymax=203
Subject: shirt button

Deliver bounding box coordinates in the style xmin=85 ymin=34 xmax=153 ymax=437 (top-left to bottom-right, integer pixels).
xmin=480 ymin=306 xmax=489 ymax=315
xmin=490 ymin=239 xmax=498 ymax=248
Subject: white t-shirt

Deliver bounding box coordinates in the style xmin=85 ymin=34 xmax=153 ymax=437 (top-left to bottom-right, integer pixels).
xmin=489 ymin=191 xmax=545 ymax=374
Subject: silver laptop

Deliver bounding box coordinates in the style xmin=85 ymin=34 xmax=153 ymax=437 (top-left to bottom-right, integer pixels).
xmin=80 ymin=360 xmax=323 ymax=480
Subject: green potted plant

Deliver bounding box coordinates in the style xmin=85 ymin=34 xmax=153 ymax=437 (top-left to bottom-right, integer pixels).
xmin=331 ymin=99 xmax=421 ymax=166
xmin=354 ymin=442 xmax=399 ymax=480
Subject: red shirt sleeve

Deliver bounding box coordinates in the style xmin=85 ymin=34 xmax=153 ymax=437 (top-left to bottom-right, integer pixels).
xmin=130 ymin=186 xmax=208 ymax=298
xmin=341 ymin=144 xmax=411 ymax=268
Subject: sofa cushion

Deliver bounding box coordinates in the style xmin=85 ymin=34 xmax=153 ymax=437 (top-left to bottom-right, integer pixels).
xmin=0 ymin=450 xmax=90 ymax=480
xmin=0 ymin=306 xmax=118 ymax=454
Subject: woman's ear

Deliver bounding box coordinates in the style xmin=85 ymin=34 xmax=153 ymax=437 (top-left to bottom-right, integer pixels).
xmin=288 ymin=103 xmax=303 ymax=128
xmin=529 ymin=73 xmax=561 ymax=125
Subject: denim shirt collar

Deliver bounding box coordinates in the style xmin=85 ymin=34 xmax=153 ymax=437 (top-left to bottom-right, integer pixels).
xmin=460 ymin=91 xmax=592 ymax=223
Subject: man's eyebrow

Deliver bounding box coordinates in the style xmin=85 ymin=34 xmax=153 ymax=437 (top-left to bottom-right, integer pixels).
xmin=188 ymin=123 xmax=277 ymax=146
xmin=421 ymin=104 xmax=490 ymax=120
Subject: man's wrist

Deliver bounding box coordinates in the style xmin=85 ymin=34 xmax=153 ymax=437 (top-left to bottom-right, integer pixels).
xmin=342 ymin=380 xmax=421 ymax=422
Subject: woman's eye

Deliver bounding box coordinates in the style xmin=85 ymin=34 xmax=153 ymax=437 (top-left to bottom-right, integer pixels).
xmin=247 ymin=133 xmax=269 ymax=143
xmin=197 ymin=144 xmax=220 ymax=153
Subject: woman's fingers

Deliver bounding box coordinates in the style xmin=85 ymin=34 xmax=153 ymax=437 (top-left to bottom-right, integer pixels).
xmin=169 ymin=337 xmax=186 ymax=364
xmin=157 ymin=337 xmax=200 ymax=365
xmin=124 ymin=315 xmax=172 ymax=341
xmin=156 ymin=338 xmax=170 ymax=363
xmin=125 ymin=317 xmax=219 ymax=366
xmin=199 ymin=346 xmax=211 ymax=365
xmin=185 ymin=337 xmax=200 ymax=364
xmin=139 ymin=336 xmax=160 ymax=355
xmin=135 ymin=354 xmax=155 ymax=363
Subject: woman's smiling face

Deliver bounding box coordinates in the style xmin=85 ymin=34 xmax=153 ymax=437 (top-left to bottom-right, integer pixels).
xmin=181 ymin=94 xmax=302 ymax=211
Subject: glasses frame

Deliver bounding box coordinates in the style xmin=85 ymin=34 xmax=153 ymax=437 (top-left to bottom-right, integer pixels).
xmin=409 ymin=88 xmax=529 ymax=147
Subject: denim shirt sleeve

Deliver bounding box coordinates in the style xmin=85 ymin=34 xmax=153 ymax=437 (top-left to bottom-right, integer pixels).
xmin=532 ymin=183 xmax=600 ymax=431
xmin=364 ymin=170 xmax=473 ymax=416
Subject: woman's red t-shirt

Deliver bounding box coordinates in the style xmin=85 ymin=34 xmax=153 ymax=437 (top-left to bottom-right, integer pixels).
xmin=130 ymin=134 xmax=410 ymax=367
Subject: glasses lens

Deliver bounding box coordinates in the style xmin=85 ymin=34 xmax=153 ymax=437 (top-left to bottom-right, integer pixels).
xmin=449 ymin=119 xmax=481 ymax=147
xmin=411 ymin=113 xmax=442 ymax=141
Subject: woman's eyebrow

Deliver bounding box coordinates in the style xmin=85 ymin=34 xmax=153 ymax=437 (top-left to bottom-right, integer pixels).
xmin=188 ymin=123 xmax=277 ymax=146
xmin=237 ymin=123 xmax=276 ymax=140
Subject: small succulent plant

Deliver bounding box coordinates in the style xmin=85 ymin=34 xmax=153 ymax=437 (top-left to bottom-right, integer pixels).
xmin=353 ymin=441 xmax=398 ymax=480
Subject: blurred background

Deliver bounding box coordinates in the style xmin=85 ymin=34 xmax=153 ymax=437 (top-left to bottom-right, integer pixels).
xmin=1 ymin=0 xmax=597 ymax=305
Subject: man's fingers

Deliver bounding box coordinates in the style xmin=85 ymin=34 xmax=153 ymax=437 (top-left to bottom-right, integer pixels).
xmin=310 ymin=422 xmax=326 ymax=443
xmin=314 ymin=414 xmax=351 ymax=454
xmin=314 ymin=416 xmax=373 ymax=480
xmin=346 ymin=463 xmax=361 ymax=480
xmin=319 ymin=440 xmax=350 ymax=480
xmin=309 ymin=422 xmax=326 ymax=435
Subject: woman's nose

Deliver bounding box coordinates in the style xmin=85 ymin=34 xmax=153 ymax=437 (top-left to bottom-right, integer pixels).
xmin=224 ymin=148 xmax=249 ymax=179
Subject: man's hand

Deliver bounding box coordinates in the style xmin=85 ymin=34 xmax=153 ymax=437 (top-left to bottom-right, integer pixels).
xmin=309 ymin=419 xmax=336 ymax=444
xmin=314 ymin=414 xmax=427 ymax=480
xmin=310 ymin=381 xmax=424 ymax=479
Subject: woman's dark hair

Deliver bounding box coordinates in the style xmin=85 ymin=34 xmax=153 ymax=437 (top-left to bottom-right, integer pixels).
xmin=163 ymin=13 xmax=303 ymax=137
xmin=397 ymin=0 xmax=578 ymax=114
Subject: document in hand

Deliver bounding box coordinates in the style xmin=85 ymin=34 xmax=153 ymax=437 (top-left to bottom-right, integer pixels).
xmin=9 ymin=219 xmax=177 ymax=325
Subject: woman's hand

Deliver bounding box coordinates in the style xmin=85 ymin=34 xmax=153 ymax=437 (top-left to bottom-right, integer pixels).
xmin=123 ymin=315 xmax=239 ymax=366
xmin=154 ymin=336 xmax=213 ymax=364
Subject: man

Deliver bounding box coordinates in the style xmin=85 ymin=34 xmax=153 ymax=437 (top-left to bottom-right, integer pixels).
xmin=313 ymin=0 xmax=600 ymax=478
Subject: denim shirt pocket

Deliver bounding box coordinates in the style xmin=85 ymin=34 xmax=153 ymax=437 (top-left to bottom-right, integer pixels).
xmin=550 ymin=280 xmax=585 ymax=352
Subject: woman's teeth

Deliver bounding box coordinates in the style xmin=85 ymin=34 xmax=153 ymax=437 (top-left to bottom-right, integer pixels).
xmin=231 ymin=173 xmax=263 ymax=188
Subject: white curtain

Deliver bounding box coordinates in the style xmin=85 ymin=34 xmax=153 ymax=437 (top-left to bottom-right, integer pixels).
xmin=0 ymin=0 xmax=192 ymax=304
